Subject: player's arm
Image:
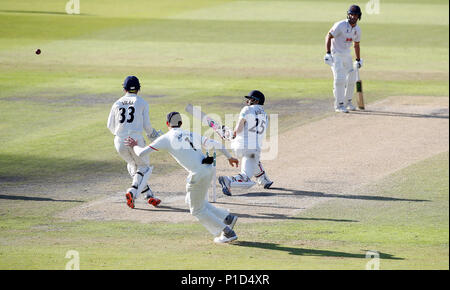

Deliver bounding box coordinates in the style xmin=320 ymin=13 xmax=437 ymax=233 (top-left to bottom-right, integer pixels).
xmin=354 ymin=41 xmax=363 ymax=68
xmin=354 ymin=28 xmax=362 ymax=66
xmin=142 ymin=102 xmax=161 ymax=141
xmin=201 ymin=137 xmax=239 ymax=167
xmin=107 ymin=105 xmax=117 ymax=135
xmin=354 ymin=41 xmax=360 ymax=60
xmin=325 ymin=32 xmax=333 ymax=54
xmin=233 ymin=117 xmax=246 ymax=137
xmin=125 ymin=134 xmax=166 ymax=157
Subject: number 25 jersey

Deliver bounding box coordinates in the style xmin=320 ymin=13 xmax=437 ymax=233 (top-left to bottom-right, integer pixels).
xmin=232 ymin=104 xmax=268 ymax=151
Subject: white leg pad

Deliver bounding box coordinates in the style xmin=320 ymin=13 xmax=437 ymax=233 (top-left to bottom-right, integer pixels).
xmin=229 ymin=174 xmax=256 ymax=188
xmin=345 ymin=69 xmax=357 ymax=102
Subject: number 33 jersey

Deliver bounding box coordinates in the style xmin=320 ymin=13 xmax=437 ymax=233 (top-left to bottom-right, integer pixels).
xmin=232 ymin=105 xmax=268 ymax=151
xmin=107 ymin=92 xmax=154 ymax=138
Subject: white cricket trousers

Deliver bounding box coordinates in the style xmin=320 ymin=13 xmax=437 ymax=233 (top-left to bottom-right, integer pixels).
xmin=331 ymin=53 xmax=357 ymax=107
xmin=234 ymin=148 xmax=267 ymax=181
xmin=185 ymin=165 xmax=229 ymax=237
xmin=114 ymin=134 xmax=150 ymax=177
xmin=114 ymin=134 xmax=152 ymax=198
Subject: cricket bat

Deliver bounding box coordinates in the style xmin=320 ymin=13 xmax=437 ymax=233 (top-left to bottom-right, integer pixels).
xmin=355 ymin=66 xmax=365 ymax=110
xmin=185 ymin=104 xmax=233 ymax=140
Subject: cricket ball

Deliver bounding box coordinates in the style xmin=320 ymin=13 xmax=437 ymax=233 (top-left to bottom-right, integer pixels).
xmin=35 ymin=49 xmax=41 ymax=55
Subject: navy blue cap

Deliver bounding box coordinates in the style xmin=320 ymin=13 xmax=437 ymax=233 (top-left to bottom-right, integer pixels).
xmin=123 ymin=76 xmax=141 ymax=92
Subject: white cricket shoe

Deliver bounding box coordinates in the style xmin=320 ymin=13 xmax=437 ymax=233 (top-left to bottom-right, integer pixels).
xmin=214 ymin=227 xmax=238 ymax=244
xmin=346 ymin=102 xmax=357 ymax=111
xmin=256 ymin=174 xmax=274 ymax=189
xmin=218 ymin=176 xmax=232 ymax=196
xmin=335 ymin=106 xmax=349 ymax=113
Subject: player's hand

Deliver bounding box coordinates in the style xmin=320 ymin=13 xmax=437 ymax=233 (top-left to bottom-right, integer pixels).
xmin=124 ymin=137 xmax=137 ymax=147
xmin=324 ymin=53 xmax=333 ymax=66
xmin=228 ymin=157 xmax=239 ymax=168
xmin=355 ymin=58 xmax=363 ymax=69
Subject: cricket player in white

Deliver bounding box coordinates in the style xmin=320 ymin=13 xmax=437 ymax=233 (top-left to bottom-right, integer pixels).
xmin=107 ymin=76 xmax=162 ymax=209
xmin=218 ymin=90 xmax=273 ymax=196
xmin=324 ymin=5 xmax=363 ymax=113
xmin=125 ymin=112 xmax=241 ymax=244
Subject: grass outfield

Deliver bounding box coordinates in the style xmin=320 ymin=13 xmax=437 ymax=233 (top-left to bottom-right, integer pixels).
xmin=0 ymin=152 xmax=447 ymax=269
xmin=0 ymin=0 xmax=448 ymax=269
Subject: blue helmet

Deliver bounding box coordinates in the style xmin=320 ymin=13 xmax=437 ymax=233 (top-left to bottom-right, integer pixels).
xmin=347 ymin=5 xmax=362 ymax=20
xmin=245 ymin=90 xmax=265 ymax=105
xmin=123 ymin=76 xmax=141 ymax=92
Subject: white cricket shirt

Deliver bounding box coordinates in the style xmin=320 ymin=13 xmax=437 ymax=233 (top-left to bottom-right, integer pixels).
xmin=107 ymin=93 xmax=154 ymax=138
xmin=232 ymin=105 xmax=268 ymax=151
xmin=329 ymin=19 xmax=361 ymax=55
xmin=136 ymin=128 xmax=230 ymax=173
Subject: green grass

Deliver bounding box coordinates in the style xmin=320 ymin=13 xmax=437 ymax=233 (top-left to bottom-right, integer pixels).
xmin=0 ymin=152 xmax=447 ymax=269
xmin=0 ymin=0 xmax=448 ymax=269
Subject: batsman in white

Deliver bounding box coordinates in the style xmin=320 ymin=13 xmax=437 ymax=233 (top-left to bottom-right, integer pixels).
xmin=125 ymin=112 xmax=241 ymax=244
xmin=218 ymin=90 xmax=273 ymax=197
xmin=324 ymin=5 xmax=363 ymax=113
xmin=107 ymin=76 xmax=162 ymax=209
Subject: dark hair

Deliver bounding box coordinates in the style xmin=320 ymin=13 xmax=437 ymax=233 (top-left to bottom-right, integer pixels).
xmin=166 ymin=112 xmax=182 ymax=127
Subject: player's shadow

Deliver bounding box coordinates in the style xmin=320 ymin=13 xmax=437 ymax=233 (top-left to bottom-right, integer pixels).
xmin=0 ymin=10 xmax=87 ymax=16
xmin=242 ymin=187 xmax=430 ymax=202
xmin=231 ymin=212 xmax=358 ymax=223
xmin=233 ymin=241 xmax=403 ymax=260
xmin=0 ymin=194 xmax=82 ymax=203
xmin=215 ymin=200 xmax=305 ymax=210
xmin=350 ymin=109 xmax=449 ymax=119
xmin=134 ymin=205 xmax=190 ymax=213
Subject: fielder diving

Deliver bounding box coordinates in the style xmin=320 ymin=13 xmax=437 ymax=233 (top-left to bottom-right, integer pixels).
xmin=218 ymin=90 xmax=274 ymax=196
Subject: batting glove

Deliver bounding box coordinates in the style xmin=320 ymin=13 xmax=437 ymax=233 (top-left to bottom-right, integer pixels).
xmin=355 ymin=58 xmax=363 ymax=69
xmin=324 ymin=53 xmax=333 ymax=66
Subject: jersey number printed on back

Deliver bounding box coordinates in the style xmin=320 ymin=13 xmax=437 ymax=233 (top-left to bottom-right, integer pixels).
xmin=249 ymin=117 xmax=266 ymax=134
xmin=118 ymin=106 xmax=135 ymax=123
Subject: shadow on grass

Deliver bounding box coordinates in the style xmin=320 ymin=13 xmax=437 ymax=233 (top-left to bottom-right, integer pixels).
xmin=234 ymin=212 xmax=358 ymax=223
xmin=234 ymin=241 xmax=403 ymax=260
xmin=0 ymin=194 xmax=82 ymax=203
xmin=0 ymin=153 xmax=125 ymax=186
xmin=241 ymin=187 xmax=430 ymax=202
xmin=136 ymin=203 xmax=357 ymax=222
xmin=0 ymin=10 xmax=89 ymax=16
xmin=215 ymin=200 xmax=305 ymax=210
xmin=134 ymin=205 xmax=190 ymax=213
xmin=350 ymin=109 xmax=449 ymax=119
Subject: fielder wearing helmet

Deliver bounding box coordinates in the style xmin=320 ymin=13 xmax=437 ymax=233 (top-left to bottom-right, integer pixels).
xmin=324 ymin=5 xmax=363 ymax=113
xmin=218 ymin=90 xmax=273 ymax=196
